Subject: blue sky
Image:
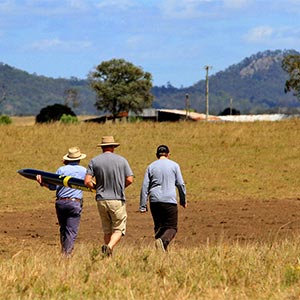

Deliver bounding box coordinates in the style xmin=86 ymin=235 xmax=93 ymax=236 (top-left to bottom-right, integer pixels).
xmin=0 ymin=0 xmax=300 ymax=88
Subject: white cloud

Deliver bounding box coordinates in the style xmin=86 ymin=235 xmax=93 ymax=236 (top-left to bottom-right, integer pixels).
xmin=0 ymin=0 xmax=19 ymax=14
xmin=244 ymin=25 xmax=300 ymax=49
xmin=1 ymin=0 xmax=300 ymax=87
xmin=281 ymin=0 xmax=300 ymax=14
xmin=245 ymin=26 xmax=274 ymax=43
xmin=65 ymin=0 xmax=88 ymax=8
xmin=29 ymin=38 xmax=64 ymax=50
xmin=223 ymin=0 xmax=253 ymax=9
xmin=0 ymin=0 xmax=98 ymax=17
xmin=159 ymin=0 xmax=256 ymax=19
xmin=95 ymin=0 xmax=136 ymax=10
xmin=159 ymin=0 xmax=217 ymax=19
xmin=26 ymin=38 xmax=92 ymax=51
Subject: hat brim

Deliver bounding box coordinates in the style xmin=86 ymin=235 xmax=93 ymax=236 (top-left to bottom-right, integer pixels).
xmin=63 ymin=153 xmax=87 ymax=161
xmin=97 ymin=143 xmax=120 ymax=148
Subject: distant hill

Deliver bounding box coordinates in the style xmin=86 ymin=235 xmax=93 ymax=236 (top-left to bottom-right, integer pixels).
xmin=152 ymin=49 xmax=300 ymax=115
xmin=0 ymin=49 xmax=299 ymax=116
xmin=0 ymin=64 xmax=97 ymax=116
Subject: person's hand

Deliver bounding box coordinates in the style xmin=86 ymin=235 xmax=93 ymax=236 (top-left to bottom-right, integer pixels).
xmin=139 ymin=207 xmax=147 ymax=213
xmin=36 ymin=174 xmax=46 ymax=187
xmin=36 ymin=174 xmax=42 ymax=185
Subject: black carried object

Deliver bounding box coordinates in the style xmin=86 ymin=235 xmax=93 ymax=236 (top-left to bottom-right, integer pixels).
xmin=17 ymin=168 xmax=95 ymax=193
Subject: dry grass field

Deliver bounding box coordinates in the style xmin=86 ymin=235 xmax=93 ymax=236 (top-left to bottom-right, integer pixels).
xmin=2 ymin=117 xmax=300 ymax=299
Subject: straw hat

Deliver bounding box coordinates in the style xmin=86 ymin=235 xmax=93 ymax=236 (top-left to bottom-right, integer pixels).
xmin=97 ymin=136 xmax=120 ymax=148
xmin=63 ymin=147 xmax=86 ymax=161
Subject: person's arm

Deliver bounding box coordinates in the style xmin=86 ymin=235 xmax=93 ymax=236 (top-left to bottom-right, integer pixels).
xmin=124 ymin=160 xmax=134 ymax=188
xmin=177 ymin=184 xmax=187 ymax=208
xmin=125 ymin=175 xmax=133 ymax=187
xmin=36 ymin=174 xmax=56 ymax=190
xmin=175 ymin=165 xmax=187 ymax=208
xmin=84 ymin=174 xmax=95 ymax=189
xmin=139 ymin=169 xmax=150 ymax=213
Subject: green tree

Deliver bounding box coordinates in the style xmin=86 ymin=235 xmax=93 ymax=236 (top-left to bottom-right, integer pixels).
xmin=282 ymin=54 xmax=300 ymax=99
xmin=89 ymin=58 xmax=153 ymax=121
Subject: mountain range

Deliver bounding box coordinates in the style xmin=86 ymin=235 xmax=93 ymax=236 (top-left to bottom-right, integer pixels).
xmin=0 ymin=49 xmax=299 ymax=116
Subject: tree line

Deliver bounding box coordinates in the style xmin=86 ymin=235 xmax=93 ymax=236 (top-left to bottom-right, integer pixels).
xmin=1 ymin=50 xmax=300 ymax=121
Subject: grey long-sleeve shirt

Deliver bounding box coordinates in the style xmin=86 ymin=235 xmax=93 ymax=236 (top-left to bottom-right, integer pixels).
xmin=139 ymin=158 xmax=186 ymax=211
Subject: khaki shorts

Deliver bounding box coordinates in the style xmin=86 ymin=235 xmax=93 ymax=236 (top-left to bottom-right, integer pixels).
xmin=97 ymin=200 xmax=127 ymax=236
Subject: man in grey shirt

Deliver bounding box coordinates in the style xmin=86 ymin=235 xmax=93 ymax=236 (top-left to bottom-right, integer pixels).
xmin=140 ymin=145 xmax=187 ymax=252
xmin=85 ymin=136 xmax=133 ymax=257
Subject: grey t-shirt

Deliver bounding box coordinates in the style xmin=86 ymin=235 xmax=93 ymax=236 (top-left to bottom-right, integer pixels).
xmin=86 ymin=152 xmax=133 ymax=201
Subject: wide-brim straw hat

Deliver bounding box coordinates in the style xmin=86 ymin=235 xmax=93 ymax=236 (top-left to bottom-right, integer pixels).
xmin=63 ymin=147 xmax=87 ymax=161
xmin=97 ymin=136 xmax=120 ymax=148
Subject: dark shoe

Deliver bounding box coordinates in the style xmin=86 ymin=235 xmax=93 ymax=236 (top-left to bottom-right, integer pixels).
xmin=101 ymin=244 xmax=112 ymax=257
xmin=155 ymin=238 xmax=166 ymax=252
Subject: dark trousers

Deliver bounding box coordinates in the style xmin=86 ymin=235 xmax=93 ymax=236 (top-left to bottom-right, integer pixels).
xmin=55 ymin=200 xmax=82 ymax=255
xmin=150 ymin=202 xmax=178 ymax=249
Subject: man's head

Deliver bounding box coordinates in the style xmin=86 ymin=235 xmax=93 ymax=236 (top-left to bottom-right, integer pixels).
xmin=156 ymin=145 xmax=170 ymax=158
xmin=97 ymin=136 xmax=120 ymax=152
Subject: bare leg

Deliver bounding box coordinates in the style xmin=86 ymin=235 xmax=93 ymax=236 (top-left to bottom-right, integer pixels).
xmin=107 ymin=231 xmax=122 ymax=250
xmin=102 ymin=231 xmax=122 ymax=256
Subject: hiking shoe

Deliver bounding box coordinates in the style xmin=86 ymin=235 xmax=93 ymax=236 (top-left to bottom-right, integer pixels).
xmin=101 ymin=244 xmax=112 ymax=257
xmin=155 ymin=238 xmax=166 ymax=252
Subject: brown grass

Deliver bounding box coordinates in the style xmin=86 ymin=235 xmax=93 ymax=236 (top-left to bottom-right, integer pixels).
xmin=2 ymin=119 xmax=300 ymax=211
xmin=2 ymin=118 xmax=300 ymax=299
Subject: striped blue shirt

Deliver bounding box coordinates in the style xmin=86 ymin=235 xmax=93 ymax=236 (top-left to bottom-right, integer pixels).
xmin=49 ymin=162 xmax=86 ymax=199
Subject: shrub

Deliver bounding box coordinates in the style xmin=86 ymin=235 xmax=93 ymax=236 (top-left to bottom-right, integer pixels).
xmin=36 ymin=104 xmax=76 ymax=123
xmin=219 ymin=107 xmax=241 ymax=116
xmin=0 ymin=115 xmax=12 ymax=125
xmin=60 ymin=114 xmax=79 ymax=124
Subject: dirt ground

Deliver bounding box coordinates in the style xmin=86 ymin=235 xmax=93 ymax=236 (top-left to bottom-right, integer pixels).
xmin=1 ymin=198 xmax=300 ymax=254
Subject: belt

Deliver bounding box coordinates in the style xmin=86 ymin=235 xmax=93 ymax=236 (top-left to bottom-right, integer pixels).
xmin=56 ymin=197 xmax=82 ymax=203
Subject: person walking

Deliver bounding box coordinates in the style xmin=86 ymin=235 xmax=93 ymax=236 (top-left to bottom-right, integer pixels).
xmin=84 ymin=136 xmax=134 ymax=257
xmin=36 ymin=146 xmax=87 ymax=257
xmin=139 ymin=145 xmax=187 ymax=252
